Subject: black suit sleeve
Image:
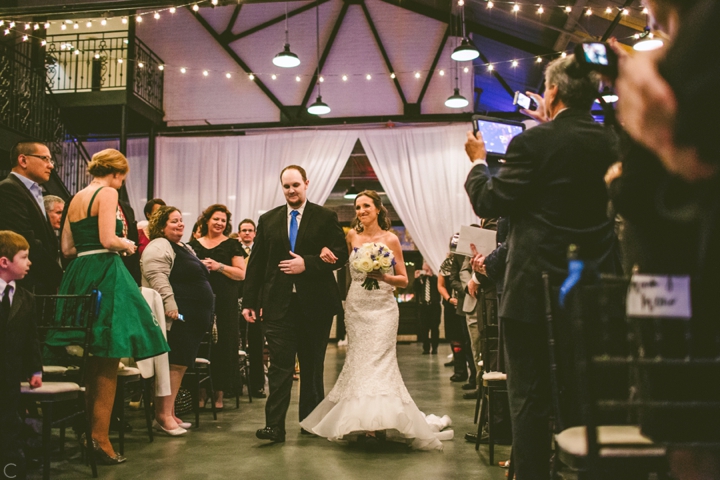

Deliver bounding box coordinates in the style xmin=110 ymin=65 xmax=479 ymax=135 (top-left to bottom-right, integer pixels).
xmin=242 ymin=215 xmax=268 ymax=312
xmin=302 ymin=210 xmax=348 ymax=273
xmin=484 ymin=242 xmax=507 ymax=284
xmin=465 ymin=134 xmax=536 ymax=218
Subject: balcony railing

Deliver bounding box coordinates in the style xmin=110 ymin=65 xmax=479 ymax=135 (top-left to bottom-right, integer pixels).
xmin=45 ymin=31 xmax=164 ymax=113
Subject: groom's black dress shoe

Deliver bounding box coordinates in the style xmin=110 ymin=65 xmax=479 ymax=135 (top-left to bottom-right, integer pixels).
xmin=450 ymin=374 xmax=468 ymax=383
xmin=256 ymin=427 xmax=285 ymax=443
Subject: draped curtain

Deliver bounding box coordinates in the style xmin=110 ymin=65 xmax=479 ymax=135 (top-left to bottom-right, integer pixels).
xmin=155 ymin=130 xmax=356 ymax=239
xmin=359 ymin=125 xmax=479 ymax=272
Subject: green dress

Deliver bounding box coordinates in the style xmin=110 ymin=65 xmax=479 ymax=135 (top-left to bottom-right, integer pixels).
xmin=46 ymin=188 xmax=170 ymax=359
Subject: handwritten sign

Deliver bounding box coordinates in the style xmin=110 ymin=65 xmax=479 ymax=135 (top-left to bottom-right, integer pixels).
xmin=626 ymin=274 xmax=692 ymax=319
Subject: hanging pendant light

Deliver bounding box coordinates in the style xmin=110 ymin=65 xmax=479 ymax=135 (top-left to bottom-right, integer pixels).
xmin=344 ymin=159 xmax=359 ymax=199
xmin=445 ymin=87 xmax=469 ymax=108
xmin=451 ymin=38 xmax=480 ymax=61
xmin=273 ymin=3 xmax=300 ymax=68
xmin=633 ymin=27 xmax=664 ymax=51
xmin=451 ymin=5 xmax=479 ymax=61
xmin=308 ymin=2 xmax=330 ymax=115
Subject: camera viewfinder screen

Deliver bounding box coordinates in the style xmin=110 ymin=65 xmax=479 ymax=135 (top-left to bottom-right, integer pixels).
xmin=582 ymin=43 xmax=609 ymax=65
xmin=474 ymin=120 xmax=524 ymax=155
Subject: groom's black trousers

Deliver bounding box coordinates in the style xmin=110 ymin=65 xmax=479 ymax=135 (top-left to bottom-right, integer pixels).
xmin=262 ymin=294 xmax=333 ymax=432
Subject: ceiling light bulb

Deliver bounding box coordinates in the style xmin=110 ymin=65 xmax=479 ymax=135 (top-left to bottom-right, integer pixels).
xmin=212 ymin=0 xmax=218 ymax=5
xmin=458 ymin=0 xmax=464 ymax=5
xmin=226 ymin=72 xmax=231 ymax=78
xmin=34 ymin=24 xmax=39 ymax=30
xmin=25 ymin=23 xmax=30 ymax=30
xmin=445 ymin=88 xmax=469 ymax=109
xmin=193 ymin=4 xmax=200 ymax=11
xmin=158 ymin=65 xmax=164 ymax=70
xmin=536 ymin=57 xmax=543 ymax=63
xmin=101 ymin=19 xmax=107 ymax=26
xmin=537 ymin=6 xmax=544 ymax=14
xmin=61 ymin=24 xmax=67 ymax=30
xmin=180 ymin=67 xmax=186 ymax=73
xmin=154 ymin=12 xmax=160 ymax=19
xmin=122 ymin=17 xmax=128 ymax=24
xmin=136 ymin=15 xmax=142 ymax=22
xmin=464 ymin=66 xmax=469 ymax=73
xmin=73 ymin=23 xmax=79 ymax=29
xmin=342 ymin=75 xmax=347 ymax=81
xmin=203 ymin=70 xmax=208 ymax=76
xmin=319 ymin=76 xmax=324 ymax=82
xmin=273 ymin=44 xmax=301 ymax=68
xmin=307 ymin=95 xmax=331 ymax=115
xmin=271 ymin=74 xmax=277 ymax=80
xmin=170 ymin=7 xmax=176 ymax=13
xmin=41 ymin=40 xmax=46 ymax=46
xmin=86 ymin=21 xmax=92 ymax=27
xmin=439 ymin=70 xmax=445 ymax=76
xmin=622 ymin=8 xmax=629 ymax=15
xmin=586 ymin=8 xmax=592 ymax=16
xmin=561 ymin=52 xmax=567 ymax=58
xmin=487 ymin=64 xmax=494 ymax=71
xmin=3 ymin=29 xmax=9 ymax=35
xmin=511 ymin=60 xmax=518 ymax=67
xmin=605 ymin=7 xmax=613 ymax=14
xmin=44 ymin=22 xmax=50 ymax=28
xmin=295 ymin=75 xmax=301 ymax=82
xmin=9 ymin=22 xmax=15 ymax=27
xmin=22 ymin=35 xmax=28 ymax=41
xmin=414 ymin=72 xmax=421 ymax=79
xmin=642 ymin=7 xmax=649 ymax=14
xmin=565 ymin=6 xmax=572 ymax=13
xmin=366 ymin=74 xmax=372 ymax=80
xmin=390 ymin=73 xmax=395 ymax=79
xmin=512 ymin=4 xmax=520 ymax=13
xmin=94 ymin=53 xmax=100 ymax=59
xmin=451 ymin=38 xmax=479 ymax=61
xmin=487 ymin=1 xmax=494 ymax=8
xmin=118 ymin=58 xmax=123 ymax=63
xmin=249 ymin=73 xmax=255 ymax=80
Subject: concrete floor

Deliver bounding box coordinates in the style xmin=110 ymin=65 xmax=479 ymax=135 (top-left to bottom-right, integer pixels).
xmin=32 ymin=344 xmax=511 ymax=480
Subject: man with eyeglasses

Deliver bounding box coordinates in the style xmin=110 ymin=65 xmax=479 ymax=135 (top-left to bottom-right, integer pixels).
xmin=0 ymin=141 xmax=63 ymax=294
xmin=236 ymin=218 xmax=266 ymax=398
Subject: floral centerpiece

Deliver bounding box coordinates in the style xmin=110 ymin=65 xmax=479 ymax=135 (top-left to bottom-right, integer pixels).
xmin=352 ymin=242 xmax=396 ymax=290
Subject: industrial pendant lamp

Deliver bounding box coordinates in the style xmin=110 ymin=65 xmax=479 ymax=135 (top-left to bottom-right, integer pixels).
xmin=308 ymin=2 xmax=330 ymax=115
xmin=451 ymin=4 xmax=479 ymax=62
xmin=633 ymin=27 xmax=664 ymax=51
xmin=446 ymin=60 xmax=469 ymax=109
xmin=344 ymin=160 xmax=359 ymax=199
xmin=273 ymin=3 xmax=301 ymax=68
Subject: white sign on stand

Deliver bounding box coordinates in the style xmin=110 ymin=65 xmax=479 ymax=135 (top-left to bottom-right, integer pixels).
xmin=626 ymin=274 xmax=692 ymax=319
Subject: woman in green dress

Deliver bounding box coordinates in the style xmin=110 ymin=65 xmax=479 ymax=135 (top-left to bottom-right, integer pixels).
xmin=49 ymin=149 xmax=169 ymax=464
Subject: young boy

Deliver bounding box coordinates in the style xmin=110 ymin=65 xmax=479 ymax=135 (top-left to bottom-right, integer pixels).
xmin=0 ymin=230 xmax=42 ymax=480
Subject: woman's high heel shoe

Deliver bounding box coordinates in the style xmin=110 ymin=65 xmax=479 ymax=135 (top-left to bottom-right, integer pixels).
xmin=153 ymin=419 xmax=187 ymax=436
xmin=91 ymin=439 xmax=127 ymax=465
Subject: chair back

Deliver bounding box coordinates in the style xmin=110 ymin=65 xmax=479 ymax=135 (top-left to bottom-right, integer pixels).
xmin=479 ymin=288 xmax=500 ymax=373
xmin=36 ymin=291 xmax=101 ymax=385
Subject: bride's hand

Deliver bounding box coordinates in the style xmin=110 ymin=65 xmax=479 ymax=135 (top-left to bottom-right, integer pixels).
xmin=366 ymin=271 xmax=386 ymax=282
xmin=319 ymin=247 xmax=338 ymax=264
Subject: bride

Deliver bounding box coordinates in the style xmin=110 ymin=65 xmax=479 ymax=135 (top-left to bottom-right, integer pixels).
xmin=300 ymin=190 xmax=448 ymax=451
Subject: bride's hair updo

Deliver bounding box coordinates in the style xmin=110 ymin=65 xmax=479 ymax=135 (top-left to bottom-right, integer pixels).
xmin=352 ymin=190 xmax=391 ymax=232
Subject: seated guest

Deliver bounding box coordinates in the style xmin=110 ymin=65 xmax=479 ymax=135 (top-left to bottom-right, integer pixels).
xmin=138 ymin=198 xmax=166 ymax=255
xmin=464 ymin=54 xmax=620 ymax=479
xmin=0 ymin=231 xmax=42 ymax=480
xmin=43 ymin=195 xmax=65 ymax=235
xmin=48 ymin=149 xmax=169 ymax=464
xmin=189 ymin=204 xmax=245 ymax=410
xmin=141 ymin=206 xmax=214 ymax=435
xmin=0 ymin=141 xmax=63 ymax=294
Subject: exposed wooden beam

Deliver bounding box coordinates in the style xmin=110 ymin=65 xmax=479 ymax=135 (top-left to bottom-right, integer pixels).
xmin=417 ymin=25 xmax=450 ymax=107
xmin=300 ymin=1 xmax=350 ymax=112
xmin=227 ymin=0 xmax=332 ymax=43
xmin=189 ymin=7 xmax=293 ymax=120
xmin=359 ymin=0 xmax=406 ymax=105
xmin=223 ymin=3 xmax=242 ymax=37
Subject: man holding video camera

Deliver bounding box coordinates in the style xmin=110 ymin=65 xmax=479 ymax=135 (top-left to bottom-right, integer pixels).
xmin=464 ymin=55 xmax=620 ymax=479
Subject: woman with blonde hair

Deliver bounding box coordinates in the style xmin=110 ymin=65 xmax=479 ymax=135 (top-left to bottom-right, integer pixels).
xmin=47 ymin=149 xmax=169 ymax=464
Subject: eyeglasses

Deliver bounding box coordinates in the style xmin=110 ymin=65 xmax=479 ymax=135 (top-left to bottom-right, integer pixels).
xmin=24 ymin=154 xmax=55 ymax=166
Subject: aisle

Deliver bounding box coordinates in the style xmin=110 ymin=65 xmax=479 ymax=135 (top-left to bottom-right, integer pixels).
xmin=36 ymin=344 xmax=510 ymax=480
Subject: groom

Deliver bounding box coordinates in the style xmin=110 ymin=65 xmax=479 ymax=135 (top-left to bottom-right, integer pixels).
xmin=243 ymin=165 xmax=348 ymax=442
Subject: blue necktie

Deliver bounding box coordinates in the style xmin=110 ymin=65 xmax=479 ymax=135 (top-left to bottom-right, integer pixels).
xmin=289 ymin=210 xmax=299 ymax=252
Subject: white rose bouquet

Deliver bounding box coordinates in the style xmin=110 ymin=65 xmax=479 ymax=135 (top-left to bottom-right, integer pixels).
xmin=352 ymin=242 xmax=396 ymax=290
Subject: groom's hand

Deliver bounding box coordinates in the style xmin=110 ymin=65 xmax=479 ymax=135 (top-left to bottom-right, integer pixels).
xmin=279 ymin=251 xmax=306 ymax=274
xmin=243 ymin=308 xmax=257 ymax=323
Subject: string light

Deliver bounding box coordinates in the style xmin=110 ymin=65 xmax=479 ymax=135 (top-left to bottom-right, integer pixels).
xmin=44 ymin=22 xmax=50 ymax=29
xmin=414 ymin=72 xmax=421 ymax=78
xmin=9 ymin=22 xmax=15 ymax=28
xmin=94 ymin=53 xmax=100 ymax=59
xmin=605 ymin=7 xmax=613 ymax=14
xmin=101 ymin=19 xmax=107 ymax=26
xmin=585 ymin=8 xmax=593 ymax=16
xmin=342 ymin=75 xmax=347 ymax=81
xmin=561 ymin=52 xmax=567 ymax=58
xmin=487 ymin=1 xmax=494 ymax=8
xmin=86 ymin=21 xmax=92 ymax=27
xmin=41 ymin=40 xmax=46 ymax=46
xmin=390 ymin=73 xmax=395 ymax=79
xmin=366 ymin=74 xmax=372 ymax=80
xmin=249 ymin=73 xmax=255 ymax=80
xmin=24 ymin=23 xmax=30 ymax=30
xmin=33 ymin=24 xmax=39 ymax=30
xmin=136 ymin=15 xmax=142 ymax=23
xmin=73 ymin=23 xmax=79 ymax=29
xmin=170 ymin=7 xmax=176 ymax=13
xmin=154 ymin=12 xmax=160 ymax=20
xmin=622 ymin=8 xmax=629 ymax=15
xmin=296 ymin=75 xmax=301 ymax=82
xmin=319 ymin=76 xmax=324 ymax=82
xmin=487 ymin=64 xmax=494 ymax=71
xmin=202 ymin=70 xmax=209 ymax=76
xmin=463 ymin=66 xmax=469 ymax=73
xmin=192 ymin=4 xmax=200 ymax=12
xmin=564 ymin=6 xmax=572 ymax=13
xmin=61 ymin=24 xmax=67 ymax=30
xmin=226 ymin=72 xmax=231 ymax=78
xmin=512 ymin=4 xmax=520 ymax=13
xmin=138 ymin=62 xmax=144 ymax=68
xmin=536 ymin=6 xmax=543 ymax=14
xmin=642 ymin=7 xmax=649 ymax=14
xmin=122 ymin=17 xmax=128 ymax=24
xmin=458 ymin=0 xmax=464 ymax=5
xmin=439 ymin=69 xmax=445 ymax=76
xmin=3 ymin=29 xmax=9 ymax=36
xmin=511 ymin=60 xmax=518 ymax=67
xmin=0 ymin=21 xmax=4 ymax=27
xmin=118 ymin=58 xmax=123 ymax=63
xmin=271 ymin=74 xmax=277 ymax=80
xmin=22 ymin=35 xmax=28 ymax=41
xmin=211 ymin=0 xmax=218 ymax=5
xmin=74 ymin=49 xmax=80 ymax=55
xmin=158 ymin=65 xmax=164 ymax=70
xmin=180 ymin=67 xmax=186 ymax=73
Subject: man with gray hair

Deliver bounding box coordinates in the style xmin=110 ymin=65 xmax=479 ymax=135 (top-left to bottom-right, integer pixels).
xmin=43 ymin=195 xmax=65 ymax=234
xmin=463 ymin=55 xmax=621 ymax=479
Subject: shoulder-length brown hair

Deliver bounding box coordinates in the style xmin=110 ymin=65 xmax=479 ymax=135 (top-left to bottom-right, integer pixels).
xmin=351 ymin=190 xmax=391 ymax=232
xmin=148 ymin=206 xmax=180 ymax=240
xmin=198 ymin=204 xmax=233 ymax=237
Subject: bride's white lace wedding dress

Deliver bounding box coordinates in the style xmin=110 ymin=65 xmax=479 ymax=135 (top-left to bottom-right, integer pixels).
xmin=300 ymin=251 xmax=450 ymax=451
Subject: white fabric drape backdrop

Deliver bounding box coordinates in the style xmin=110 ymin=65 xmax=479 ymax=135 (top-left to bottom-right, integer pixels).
xmin=155 ymin=131 xmax=356 ymax=240
xmin=359 ymin=125 xmax=479 ymax=272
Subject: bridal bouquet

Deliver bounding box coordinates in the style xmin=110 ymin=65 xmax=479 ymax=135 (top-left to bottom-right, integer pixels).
xmin=352 ymin=242 xmax=396 ymax=290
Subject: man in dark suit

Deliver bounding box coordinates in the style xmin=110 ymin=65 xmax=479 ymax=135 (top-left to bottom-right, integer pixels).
xmin=464 ymin=55 xmax=619 ymax=479
xmin=242 ymin=165 xmax=348 ymax=442
xmin=0 ymin=141 xmax=63 ymax=294
xmin=413 ymin=261 xmax=441 ymax=354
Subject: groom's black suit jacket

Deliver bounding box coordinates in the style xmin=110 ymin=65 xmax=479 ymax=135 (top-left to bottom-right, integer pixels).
xmin=243 ymin=202 xmax=348 ymax=322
